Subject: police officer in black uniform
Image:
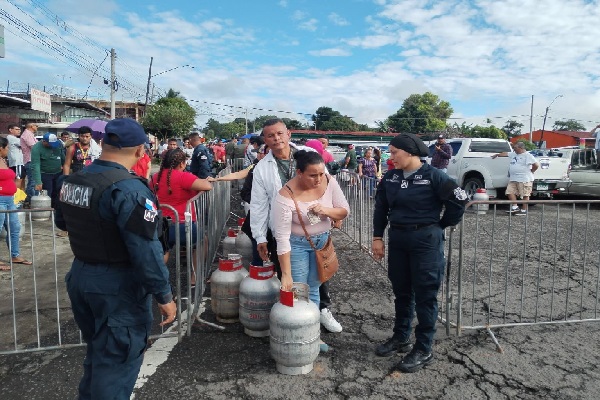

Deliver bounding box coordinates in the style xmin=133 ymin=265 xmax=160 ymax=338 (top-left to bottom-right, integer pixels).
xmin=58 ymin=119 xmax=176 ymax=399
xmin=372 ymin=133 xmax=466 ymax=373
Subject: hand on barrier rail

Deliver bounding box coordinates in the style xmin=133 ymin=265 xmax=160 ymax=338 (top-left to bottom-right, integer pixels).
xmin=332 ymin=219 xmax=343 ymax=229
xmin=158 ymin=300 xmax=177 ymax=326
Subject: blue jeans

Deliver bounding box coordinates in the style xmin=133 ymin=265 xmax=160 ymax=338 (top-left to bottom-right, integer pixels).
xmin=24 ymin=162 xmax=35 ymax=202
xmin=0 ymin=195 xmax=20 ymax=258
xmin=41 ymin=172 xmax=62 ymax=209
xmin=168 ymin=222 xmax=198 ymax=248
xmin=289 ymin=232 xmax=329 ymax=306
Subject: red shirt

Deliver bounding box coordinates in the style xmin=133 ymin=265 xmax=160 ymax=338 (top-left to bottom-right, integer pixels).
xmin=213 ymin=145 xmax=225 ymax=163
xmin=386 ymin=158 xmax=395 ymax=170
xmin=132 ymin=153 xmax=151 ymax=179
xmin=0 ymin=168 xmax=17 ymax=196
xmin=150 ymin=169 xmax=198 ymax=222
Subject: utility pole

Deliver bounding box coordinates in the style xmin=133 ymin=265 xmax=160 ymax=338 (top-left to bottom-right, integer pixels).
xmin=110 ymin=48 xmax=116 ymax=119
xmin=529 ymin=95 xmax=534 ymax=142
xmin=245 ymin=108 xmax=248 ymax=134
xmin=144 ymin=56 xmax=153 ymax=107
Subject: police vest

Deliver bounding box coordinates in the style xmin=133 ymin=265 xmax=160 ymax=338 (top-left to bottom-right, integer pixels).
xmin=59 ymin=168 xmax=143 ymax=264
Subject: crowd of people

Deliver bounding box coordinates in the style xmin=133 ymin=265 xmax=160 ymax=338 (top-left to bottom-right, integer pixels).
xmin=2 ymin=117 xmax=474 ymax=398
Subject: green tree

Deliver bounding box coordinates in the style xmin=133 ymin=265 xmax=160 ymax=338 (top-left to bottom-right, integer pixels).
xmin=386 ymin=92 xmax=453 ymax=134
xmin=219 ymin=121 xmax=246 ymax=139
xmin=142 ymin=93 xmax=196 ymax=141
xmin=165 ymin=88 xmax=181 ymax=99
xmin=553 ymin=119 xmax=586 ymax=131
xmin=312 ymin=107 xmax=358 ymax=131
xmin=282 ymin=118 xmax=305 ymax=130
xmin=502 ymin=120 xmax=524 ymax=138
xmin=466 ymin=125 xmax=507 ymax=139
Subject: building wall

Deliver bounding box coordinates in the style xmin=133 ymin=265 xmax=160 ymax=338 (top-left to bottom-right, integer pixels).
xmin=511 ymin=131 xmax=584 ymax=149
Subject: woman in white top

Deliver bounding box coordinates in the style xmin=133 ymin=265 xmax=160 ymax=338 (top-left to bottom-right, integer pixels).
xmin=271 ymin=150 xmax=349 ymax=305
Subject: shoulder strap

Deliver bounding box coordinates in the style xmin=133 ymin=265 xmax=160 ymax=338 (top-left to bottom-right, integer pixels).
xmin=285 ymin=185 xmax=317 ymax=250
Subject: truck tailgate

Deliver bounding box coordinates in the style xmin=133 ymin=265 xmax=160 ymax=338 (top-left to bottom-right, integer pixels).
xmin=534 ymin=156 xmax=570 ymax=181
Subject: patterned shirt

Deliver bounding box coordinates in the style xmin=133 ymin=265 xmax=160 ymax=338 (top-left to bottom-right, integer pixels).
xmin=360 ymin=157 xmax=377 ymax=177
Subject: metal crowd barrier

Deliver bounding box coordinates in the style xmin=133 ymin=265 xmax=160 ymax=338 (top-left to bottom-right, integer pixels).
xmin=443 ymin=199 xmax=600 ymax=351
xmin=333 ymin=171 xmax=381 ymax=260
xmin=0 ymin=208 xmax=84 ymax=355
xmin=329 ymin=173 xmax=600 ymax=350
xmin=160 ymin=167 xmax=232 ymax=336
xmin=1 ymin=163 xmax=235 ymax=354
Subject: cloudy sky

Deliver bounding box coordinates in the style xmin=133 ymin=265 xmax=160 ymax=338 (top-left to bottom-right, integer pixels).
xmin=1 ymin=0 xmax=599 ymax=130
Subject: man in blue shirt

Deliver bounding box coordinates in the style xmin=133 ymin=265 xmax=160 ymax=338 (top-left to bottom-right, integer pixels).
xmin=189 ymin=132 xmax=213 ymax=179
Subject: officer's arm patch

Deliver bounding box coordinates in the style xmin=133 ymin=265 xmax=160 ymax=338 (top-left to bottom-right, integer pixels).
xmin=125 ymin=196 xmax=159 ymax=239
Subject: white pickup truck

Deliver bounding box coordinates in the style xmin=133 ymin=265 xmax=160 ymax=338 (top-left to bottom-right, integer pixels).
xmin=426 ymin=138 xmax=571 ymax=199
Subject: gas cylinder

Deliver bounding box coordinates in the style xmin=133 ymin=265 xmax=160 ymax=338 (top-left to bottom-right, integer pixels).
xmin=239 ymin=262 xmax=281 ymax=337
xmin=31 ymin=190 xmax=52 ymax=221
xmin=234 ymin=231 xmax=253 ymax=266
xmin=210 ymin=258 xmax=248 ymax=323
xmin=270 ymin=283 xmax=320 ymax=375
xmin=222 ymin=228 xmax=238 ymax=257
xmin=473 ymin=188 xmax=489 ymax=214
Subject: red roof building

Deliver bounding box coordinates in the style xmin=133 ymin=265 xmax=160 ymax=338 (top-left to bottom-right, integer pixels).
xmin=511 ymin=130 xmax=594 ymax=149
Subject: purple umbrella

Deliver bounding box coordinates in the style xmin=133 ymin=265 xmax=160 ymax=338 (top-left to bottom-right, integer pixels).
xmin=66 ymin=119 xmax=108 ymax=141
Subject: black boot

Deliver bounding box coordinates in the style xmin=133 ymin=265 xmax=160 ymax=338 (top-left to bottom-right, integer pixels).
xmin=393 ymin=348 xmax=433 ymax=373
xmin=375 ymin=335 xmax=413 ymax=357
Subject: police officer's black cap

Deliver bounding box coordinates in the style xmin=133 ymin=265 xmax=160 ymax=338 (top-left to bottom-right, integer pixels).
xmin=103 ymin=118 xmax=148 ymax=148
xmin=389 ymin=133 xmax=429 ymax=157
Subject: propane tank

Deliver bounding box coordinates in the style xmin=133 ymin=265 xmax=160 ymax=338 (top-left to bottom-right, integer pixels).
xmin=270 ymin=283 xmax=320 ymax=375
xmin=31 ymin=190 xmax=52 ymax=221
xmin=235 ymin=231 xmax=253 ymax=267
xmin=222 ymin=228 xmax=238 ymax=257
xmin=239 ymin=262 xmax=281 ymax=337
xmin=473 ymin=188 xmax=489 ymax=214
xmin=210 ymin=258 xmax=248 ymax=323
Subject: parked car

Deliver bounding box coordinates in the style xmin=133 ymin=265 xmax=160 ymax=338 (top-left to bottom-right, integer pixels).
xmin=554 ymin=147 xmax=600 ymax=197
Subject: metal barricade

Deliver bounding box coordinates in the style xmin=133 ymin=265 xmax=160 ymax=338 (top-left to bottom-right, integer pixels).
xmin=333 ymin=171 xmax=382 ymax=260
xmin=181 ymin=167 xmax=231 ymax=335
xmin=447 ymin=199 xmax=600 ymax=351
xmin=0 ymin=208 xmax=84 ymax=355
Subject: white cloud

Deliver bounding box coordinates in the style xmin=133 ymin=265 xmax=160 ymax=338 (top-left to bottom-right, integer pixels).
xmin=328 ymin=12 xmax=349 ymax=26
xmin=298 ymin=18 xmax=319 ymax=32
xmin=4 ymin=0 xmax=600 ymax=130
xmin=309 ymin=48 xmax=352 ymax=57
xmin=279 ymin=0 xmax=288 ymax=7
xmin=292 ymin=10 xmax=307 ymax=21
xmin=345 ymin=35 xmax=397 ymax=48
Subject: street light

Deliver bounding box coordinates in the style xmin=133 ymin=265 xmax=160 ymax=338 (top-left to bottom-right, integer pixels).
xmin=538 ymin=94 xmax=563 ymax=148
xmin=144 ymin=59 xmax=195 ymax=106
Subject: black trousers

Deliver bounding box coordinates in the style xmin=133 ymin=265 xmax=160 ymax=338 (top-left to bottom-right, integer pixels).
xmin=388 ymin=224 xmax=445 ymax=353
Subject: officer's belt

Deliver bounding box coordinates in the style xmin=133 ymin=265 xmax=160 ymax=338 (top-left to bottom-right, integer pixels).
xmin=390 ymin=222 xmax=437 ymax=231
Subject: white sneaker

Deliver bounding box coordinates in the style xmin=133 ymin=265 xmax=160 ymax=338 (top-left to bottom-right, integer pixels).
xmin=320 ymin=308 xmax=342 ymax=333
xmin=506 ymin=206 xmax=520 ymax=214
